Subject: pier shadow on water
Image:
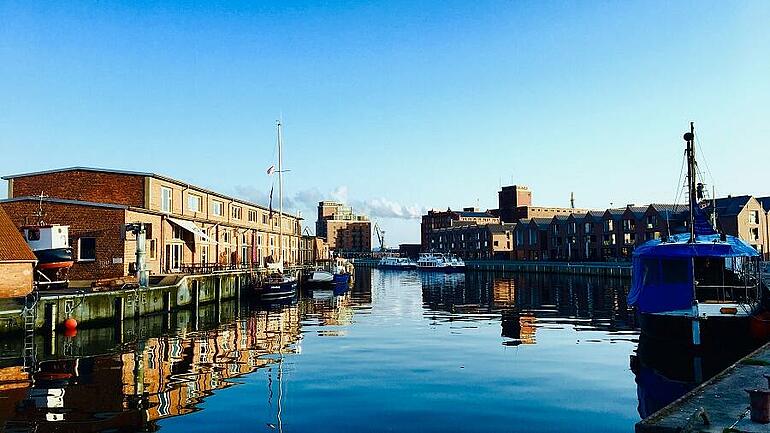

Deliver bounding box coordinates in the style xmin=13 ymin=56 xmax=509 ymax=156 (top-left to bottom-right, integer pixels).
xmin=0 ymin=268 xmax=761 ymax=432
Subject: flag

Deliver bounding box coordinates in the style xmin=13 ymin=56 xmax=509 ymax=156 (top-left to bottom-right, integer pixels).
xmin=268 ymin=185 xmax=274 ymax=218
xmin=267 ymin=165 xmax=275 ymax=175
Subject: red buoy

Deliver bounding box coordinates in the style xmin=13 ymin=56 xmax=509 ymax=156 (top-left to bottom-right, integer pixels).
xmin=63 ymin=327 xmax=77 ymax=338
xmin=64 ymin=318 xmax=77 ymax=330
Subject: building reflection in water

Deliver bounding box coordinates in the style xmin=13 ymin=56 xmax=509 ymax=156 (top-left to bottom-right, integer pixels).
xmin=420 ymin=271 xmax=637 ymax=347
xmin=0 ymin=273 xmax=373 ymax=433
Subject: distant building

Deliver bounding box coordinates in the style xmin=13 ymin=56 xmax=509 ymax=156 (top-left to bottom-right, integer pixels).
xmin=706 ymin=195 xmax=769 ymax=259
xmin=315 ymin=201 xmax=371 ymax=253
xmin=497 ymin=185 xmax=588 ymax=222
xmin=398 ymin=243 xmax=422 ymax=260
xmin=420 ymin=207 xmax=499 ymax=251
xmin=0 ymin=206 xmax=37 ymax=297
xmin=426 ymin=222 xmax=515 ymax=259
xmin=1 ymin=167 xmax=302 ymax=280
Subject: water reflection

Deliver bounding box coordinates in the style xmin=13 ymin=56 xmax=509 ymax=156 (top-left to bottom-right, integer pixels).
xmin=0 ymin=268 xmax=747 ymax=432
xmin=421 ymin=271 xmax=638 ymax=346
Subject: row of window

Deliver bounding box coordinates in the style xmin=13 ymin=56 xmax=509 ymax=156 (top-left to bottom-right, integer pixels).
xmin=160 ymin=186 xmax=295 ymax=230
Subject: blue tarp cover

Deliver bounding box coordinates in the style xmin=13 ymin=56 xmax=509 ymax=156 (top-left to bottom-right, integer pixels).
xmin=628 ymin=233 xmax=759 ymax=313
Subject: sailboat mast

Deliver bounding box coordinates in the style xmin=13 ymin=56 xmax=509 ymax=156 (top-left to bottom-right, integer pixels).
xmin=684 ymin=122 xmax=696 ymax=243
xmin=277 ymin=120 xmax=284 ymax=265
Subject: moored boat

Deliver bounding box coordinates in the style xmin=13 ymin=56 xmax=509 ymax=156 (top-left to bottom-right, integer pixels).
xmin=417 ymin=253 xmax=465 ymax=272
xmin=19 ymin=207 xmax=73 ymax=287
xmin=378 ymin=256 xmax=417 ymax=270
xmin=627 ymin=123 xmax=766 ymax=347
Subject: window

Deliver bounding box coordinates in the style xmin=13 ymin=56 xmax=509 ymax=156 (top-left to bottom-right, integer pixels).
xmin=78 ymin=237 xmax=96 ymax=261
xmin=751 ymin=227 xmax=760 ymax=241
xmin=212 ymin=200 xmax=223 ymax=216
xmin=248 ymin=210 xmax=257 ymax=223
xmin=750 ymin=211 xmax=760 ymax=224
xmin=263 ymin=214 xmax=268 ymax=224
xmin=584 ymin=222 xmax=591 ymax=234
xmin=27 ymin=228 xmax=40 ymax=241
xmin=148 ymin=239 xmax=157 ymax=259
xmin=232 ymin=206 xmax=242 ymax=220
xmin=188 ymin=194 xmax=202 ymax=212
xmin=222 ymin=231 xmax=230 ymax=244
xmin=200 ymin=245 xmax=209 ymax=264
xmin=172 ymin=225 xmax=184 ymax=240
xmin=161 ymin=187 xmax=173 ymax=213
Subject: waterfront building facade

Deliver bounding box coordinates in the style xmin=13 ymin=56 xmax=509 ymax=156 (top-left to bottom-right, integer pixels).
xmin=426 ymin=222 xmax=515 ymax=259
xmin=420 ymin=208 xmax=499 ymax=251
xmin=706 ymin=195 xmax=770 ymax=259
xmin=1 ymin=167 xmax=302 ymax=280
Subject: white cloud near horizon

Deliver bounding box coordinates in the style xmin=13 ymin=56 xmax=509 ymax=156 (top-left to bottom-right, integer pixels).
xmin=233 ymin=184 xmax=425 ymax=232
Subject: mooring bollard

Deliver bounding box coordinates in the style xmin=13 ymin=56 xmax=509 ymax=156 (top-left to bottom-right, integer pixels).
xmin=746 ymin=388 xmax=770 ymax=423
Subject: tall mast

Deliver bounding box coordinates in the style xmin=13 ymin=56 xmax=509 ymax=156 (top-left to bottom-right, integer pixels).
xmin=277 ymin=120 xmax=284 ymax=265
xmin=684 ymin=122 xmax=696 ymax=243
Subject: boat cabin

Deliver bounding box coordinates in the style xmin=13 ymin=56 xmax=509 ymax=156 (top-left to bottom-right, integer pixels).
xmin=629 ymin=233 xmax=762 ymax=314
xmin=21 ymin=224 xmax=69 ymax=252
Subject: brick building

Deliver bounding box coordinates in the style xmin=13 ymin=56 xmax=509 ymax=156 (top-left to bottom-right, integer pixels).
xmin=706 ymin=195 xmax=770 ymax=259
xmin=426 ymin=222 xmax=515 ymax=259
xmin=315 ymin=201 xmax=371 ymax=253
xmin=0 ymin=206 xmax=36 ymax=297
xmin=420 ymin=208 xmax=499 ymax=250
xmin=1 ymin=167 xmax=302 ymax=280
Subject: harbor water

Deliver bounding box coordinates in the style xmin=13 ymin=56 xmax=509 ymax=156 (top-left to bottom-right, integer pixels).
xmin=0 ymin=268 xmax=755 ymax=432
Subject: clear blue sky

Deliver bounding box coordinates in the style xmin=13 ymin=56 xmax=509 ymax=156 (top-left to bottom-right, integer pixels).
xmin=1 ymin=1 xmax=769 ymax=244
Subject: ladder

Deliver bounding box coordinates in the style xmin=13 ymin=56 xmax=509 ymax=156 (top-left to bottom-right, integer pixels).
xmin=21 ymin=291 xmax=38 ymax=373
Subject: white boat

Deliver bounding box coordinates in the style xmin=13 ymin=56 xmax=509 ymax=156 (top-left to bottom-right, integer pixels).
xmin=417 ymin=253 xmax=465 ymax=272
xmin=378 ymin=256 xmax=417 ymax=269
xmin=307 ymin=269 xmax=334 ymax=284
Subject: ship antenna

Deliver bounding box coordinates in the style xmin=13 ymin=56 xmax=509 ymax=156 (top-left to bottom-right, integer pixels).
xmin=683 ymin=122 xmax=696 ymax=243
xmin=35 ymin=191 xmax=48 ymax=226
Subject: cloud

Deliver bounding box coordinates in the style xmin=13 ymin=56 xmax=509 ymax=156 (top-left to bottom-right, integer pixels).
xmin=232 ymin=184 xmax=425 ymax=225
xmin=351 ymin=197 xmax=424 ymax=220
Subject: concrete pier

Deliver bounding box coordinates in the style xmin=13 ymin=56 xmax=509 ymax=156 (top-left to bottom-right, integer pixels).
xmin=637 ymin=341 xmax=770 ymax=432
xmin=0 ymin=270 xmax=254 ymax=334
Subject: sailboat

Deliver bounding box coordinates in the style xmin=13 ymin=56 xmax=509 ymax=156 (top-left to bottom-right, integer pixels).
xmin=260 ymin=120 xmax=298 ymax=302
xmin=627 ymin=123 xmax=765 ymax=347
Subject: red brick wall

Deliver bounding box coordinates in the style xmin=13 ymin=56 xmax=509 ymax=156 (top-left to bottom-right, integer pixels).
xmin=1 ymin=201 xmax=127 ymax=280
xmin=11 ymin=170 xmax=145 ymax=207
xmin=0 ymin=262 xmax=34 ymax=297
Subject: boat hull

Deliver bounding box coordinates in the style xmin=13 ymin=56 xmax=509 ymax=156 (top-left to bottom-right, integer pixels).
xmin=260 ymin=280 xmax=298 ymax=302
xmin=33 ymin=247 xmax=74 ymax=287
xmin=378 ymin=264 xmax=417 ymax=270
xmin=638 ymin=309 xmax=760 ymax=348
xmin=417 ymin=266 xmax=464 ymax=273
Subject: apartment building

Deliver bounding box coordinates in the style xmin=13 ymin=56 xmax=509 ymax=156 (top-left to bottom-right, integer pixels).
xmin=706 ymin=195 xmax=769 ymax=259
xmin=420 ymin=208 xmax=499 ymax=250
xmin=426 ymin=222 xmax=515 ymax=259
xmin=1 ymin=167 xmax=302 ymax=280
xmin=316 ymin=201 xmax=372 ymax=253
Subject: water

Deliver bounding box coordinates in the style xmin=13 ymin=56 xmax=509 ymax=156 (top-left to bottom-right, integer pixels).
xmin=0 ymin=269 xmax=737 ymax=432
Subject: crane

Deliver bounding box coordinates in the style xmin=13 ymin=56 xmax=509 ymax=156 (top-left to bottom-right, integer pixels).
xmin=373 ymin=222 xmax=386 ymax=251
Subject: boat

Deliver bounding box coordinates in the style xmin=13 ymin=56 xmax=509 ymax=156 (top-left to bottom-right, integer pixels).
xmin=417 ymin=253 xmax=465 ymax=272
xmin=259 ymin=120 xmax=298 ymax=302
xmin=20 ymin=196 xmax=74 ymax=288
xmin=378 ymin=256 xmax=418 ymax=269
xmin=306 ymin=269 xmax=334 ymax=284
xmin=627 ymin=123 xmax=765 ymax=347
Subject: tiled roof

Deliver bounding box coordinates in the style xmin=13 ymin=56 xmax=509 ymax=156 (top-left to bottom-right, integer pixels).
xmin=530 ymin=217 xmax=553 ymax=228
xmin=706 ymin=195 xmax=753 ymax=217
xmin=0 ymin=207 xmax=37 ymax=262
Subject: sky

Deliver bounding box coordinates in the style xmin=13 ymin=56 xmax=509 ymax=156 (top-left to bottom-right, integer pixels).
xmin=1 ymin=1 xmax=769 ymax=244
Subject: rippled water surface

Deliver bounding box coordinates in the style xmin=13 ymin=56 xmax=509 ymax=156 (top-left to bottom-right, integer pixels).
xmin=1 ymin=269 xmax=655 ymax=432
